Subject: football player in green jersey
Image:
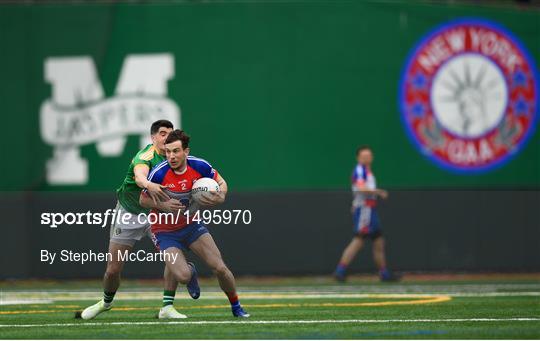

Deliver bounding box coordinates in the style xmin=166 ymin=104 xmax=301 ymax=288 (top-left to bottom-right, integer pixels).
xmin=78 ymin=120 xmax=190 ymax=319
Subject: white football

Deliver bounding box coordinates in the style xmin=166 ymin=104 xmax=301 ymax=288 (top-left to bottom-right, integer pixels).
xmin=191 ymin=177 xmax=220 ymax=204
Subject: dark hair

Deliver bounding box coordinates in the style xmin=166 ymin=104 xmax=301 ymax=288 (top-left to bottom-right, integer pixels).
xmin=356 ymin=145 xmax=371 ymax=155
xmin=165 ymin=129 xmax=190 ymax=148
xmin=150 ymin=120 xmax=173 ymax=135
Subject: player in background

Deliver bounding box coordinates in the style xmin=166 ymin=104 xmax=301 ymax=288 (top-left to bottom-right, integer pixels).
xmin=79 ymin=120 xmax=190 ymax=320
xmin=140 ymin=129 xmax=250 ymax=318
xmin=334 ymin=145 xmax=401 ymax=282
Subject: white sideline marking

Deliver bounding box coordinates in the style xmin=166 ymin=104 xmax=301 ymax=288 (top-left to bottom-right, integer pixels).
xmin=1 ymin=291 xmax=539 ymax=304
xmin=0 ymin=317 xmax=539 ymax=328
xmin=446 ymin=292 xmax=540 ymax=297
xmin=4 ymin=283 xmax=539 ymax=295
xmin=0 ymin=299 xmax=53 ymax=305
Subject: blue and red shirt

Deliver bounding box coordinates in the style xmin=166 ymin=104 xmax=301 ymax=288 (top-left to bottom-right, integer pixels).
xmin=143 ymin=156 xmax=219 ymax=233
xmin=351 ymin=164 xmax=377 ymax=208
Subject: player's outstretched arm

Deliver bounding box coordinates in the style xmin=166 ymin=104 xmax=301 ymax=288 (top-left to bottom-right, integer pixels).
xmin=134 ymin=164 xmax=169 ymax=203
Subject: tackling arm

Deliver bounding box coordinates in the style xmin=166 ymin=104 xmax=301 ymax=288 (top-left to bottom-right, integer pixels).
xmin=139 ymin=191 xmax=183 ymax=213
xmin=134 ymin=164 xmax=169 ymax=202
xmin=134 ymin=164 xmax=151 ymax=189
xmin=139 ymin=192 xmax=156 ymax=209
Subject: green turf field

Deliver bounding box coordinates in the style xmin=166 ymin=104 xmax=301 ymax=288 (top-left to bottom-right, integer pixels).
xmin=1 ymin=275 xmax=539 ymax=339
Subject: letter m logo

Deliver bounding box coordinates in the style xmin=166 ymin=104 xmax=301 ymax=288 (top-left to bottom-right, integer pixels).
xmin=40 ymin=53 xmax=180 ymax=185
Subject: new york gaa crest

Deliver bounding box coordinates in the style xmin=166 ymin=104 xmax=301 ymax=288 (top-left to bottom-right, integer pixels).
xmin=400 ymin=19 xmax=538 ymax=173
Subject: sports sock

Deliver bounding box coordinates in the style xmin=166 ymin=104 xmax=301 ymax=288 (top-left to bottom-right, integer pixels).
xmin=103 ymin=291 xmax=116 ymax=307
xmin=226 ymin=292 xmax=240 ymax=308
xmin=163 ymin=290 xmax=176 ymax=307
xmin=335 ymin=262 xmax=348 ymax=276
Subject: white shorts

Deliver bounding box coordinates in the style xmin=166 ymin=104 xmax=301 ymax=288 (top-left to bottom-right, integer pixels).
xmin=109 ymin=202 xmax=151 ymax=247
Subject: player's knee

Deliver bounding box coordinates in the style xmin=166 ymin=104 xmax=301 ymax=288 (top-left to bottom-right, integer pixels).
xmin=105 ymin=259 xmax=124 ymax=276
xmin=212 ymin=263 xmax=230 ymax=277
xmin=173 ymin=267 xmax=192 ymax=284
xmin=104 ymin=267 xmax=122 ymax=279
xmin=374 ymin=237 xmax=385 ymax=248
xmin=350 ymin=237 xmax=363 ymax=250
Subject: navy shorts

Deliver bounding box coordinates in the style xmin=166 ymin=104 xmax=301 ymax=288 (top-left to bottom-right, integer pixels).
xmin=353 ymin=206 xmax=382 ymax=240
xmin=152 ymin=223 xmax=209 ymax=251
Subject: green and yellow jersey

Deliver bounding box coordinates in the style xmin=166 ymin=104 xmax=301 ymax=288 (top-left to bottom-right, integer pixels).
xmin=116 ymin=144 xmax=165 ymax=214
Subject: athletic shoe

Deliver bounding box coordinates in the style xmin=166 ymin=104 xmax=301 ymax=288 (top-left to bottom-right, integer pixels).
xmin=232 ymin=305 xmax=250 ymax=318
xmin=187 ymin=262 xmax=200 ymax=299
xmin=380 ymin=270 xmax=402 ymax=282
xmin=78 ymin=300 xmax=111 ymax=320
xmin=158 ymin=305 xmax=187 ymax=319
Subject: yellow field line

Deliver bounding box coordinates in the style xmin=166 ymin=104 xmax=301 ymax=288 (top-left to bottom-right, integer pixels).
xmin=333 ymin=295 xmax=452 ymax=307
xmin=0 ymin=295 xmax=451 ymax=314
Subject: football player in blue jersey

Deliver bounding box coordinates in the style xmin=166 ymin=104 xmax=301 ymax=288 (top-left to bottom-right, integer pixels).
xmin=334 ymin=146 xmax=401 ymax=282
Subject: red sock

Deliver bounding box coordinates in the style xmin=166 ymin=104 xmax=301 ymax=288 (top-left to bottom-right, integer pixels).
xmin=226 ymin=292 xmax=239 ymax=305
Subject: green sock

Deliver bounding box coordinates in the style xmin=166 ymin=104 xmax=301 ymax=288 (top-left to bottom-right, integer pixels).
xmin=103 ymin=291 xmax=116 ymax=305
xmin=163 ymin=290 xmax=176 ymax=307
